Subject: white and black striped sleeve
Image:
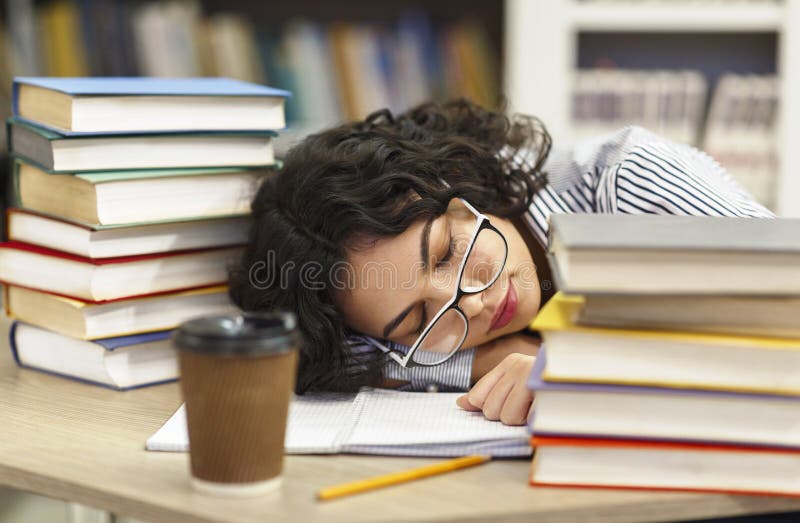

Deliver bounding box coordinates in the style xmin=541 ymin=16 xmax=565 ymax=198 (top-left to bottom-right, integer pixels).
xmin=382 ymin=345 xmax=476 ymax=392
xmin=607 ymin=138 xmax=775 ymax=218
xmin=345 ymin=336 xmax=473 ymax=392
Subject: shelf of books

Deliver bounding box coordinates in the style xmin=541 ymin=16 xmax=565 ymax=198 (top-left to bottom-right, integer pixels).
xmin=0 ymin=0 xmax=502 ymax=136
xmin=506 ymin=0 xmax=800 ymax=217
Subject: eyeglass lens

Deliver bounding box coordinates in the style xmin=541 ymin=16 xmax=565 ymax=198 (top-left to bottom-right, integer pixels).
xmin=410 ymin=227 xmax=507 ymax=365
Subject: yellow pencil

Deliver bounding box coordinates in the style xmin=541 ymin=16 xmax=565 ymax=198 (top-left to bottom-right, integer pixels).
xmin=316 ymin=455 xmax=491 ymax=501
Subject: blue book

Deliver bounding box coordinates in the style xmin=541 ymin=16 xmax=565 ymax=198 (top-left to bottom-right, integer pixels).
xmin=7 ymin=117 xmax=277 ymax=173
xmin=9 ymin=321 xmax=177 ymax=390
xmin=12 ymin=77 xmax=292 ymax=135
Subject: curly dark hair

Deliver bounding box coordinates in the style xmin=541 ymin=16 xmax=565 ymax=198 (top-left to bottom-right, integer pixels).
xmin=229 ymin=98 xmax=551 ymax=393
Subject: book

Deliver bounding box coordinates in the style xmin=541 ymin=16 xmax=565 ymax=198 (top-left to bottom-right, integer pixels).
xmin=131 ymin=2 xmax=201 ymax=78
xmin=0 ymin=242 xmax=240 ymax=302
xmin=4 ymin=285 xmax=236 ymax=340
xmin=10 ymin=322 xmax=177 ymax=390
xmin=6 ymin=0 xmax=42 ymax=77
xmin=39 ymin=1 xmax=89 ymax=78
xmin=571 ymin=69 xmax=707 ymax=146
xmin=8 ymin=118 xmax=275 ymax=172
xmin=703 ymin=73 xmax=779 ymax=208
xmin=13 ymin=161 xmax=266 ymax=226
xmin=527 ymin=351 xmax=800 ymax=448
xmin=147 ymin=388 xmax=532 ymax=458
xmin=6 ymin=208 xmax=250 ymax=258
xmin=531 ymin=293 xmax=800 ymax=395
xmin=12 ymin=77 xmax=289 ymax=134
xmin=548 ymin=213 xmax=800 ymax=295
xmin=576 ymin=293 xmax=800 ymax=339
xmin=207 ymin=14 xmax=265 ymax=84
xmin=530 ymin=437 xmax=800 ymax=497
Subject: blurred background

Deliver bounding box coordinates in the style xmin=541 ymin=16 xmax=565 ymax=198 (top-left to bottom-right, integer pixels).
xmin=1 ymin=0 xmax=799 ymax=521
xmin=0 ymin=0 xmax=799 ymax=218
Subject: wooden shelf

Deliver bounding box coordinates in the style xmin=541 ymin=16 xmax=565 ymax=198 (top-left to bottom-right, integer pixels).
xmin=505 ymin=0 xmax=800 ymax=217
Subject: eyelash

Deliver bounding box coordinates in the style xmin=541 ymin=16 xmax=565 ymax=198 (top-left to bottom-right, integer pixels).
xmin=415 ymin=232 xmax=456 ymax=335
xmin=435 ymin=234 xmax=456 ymax=269
xmin=415 ymin=304 xmax=428 ymax=335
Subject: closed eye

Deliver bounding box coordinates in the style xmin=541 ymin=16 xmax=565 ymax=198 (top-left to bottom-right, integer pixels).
xmin=435 ymin=236 xmax=456 ymax=268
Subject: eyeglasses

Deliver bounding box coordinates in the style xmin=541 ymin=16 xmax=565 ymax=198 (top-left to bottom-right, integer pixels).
xmin=363 ymin=199 xmax=508 ymax=368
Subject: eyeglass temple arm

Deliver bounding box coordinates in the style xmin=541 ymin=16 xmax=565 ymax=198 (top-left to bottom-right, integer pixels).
xmin=356 ymin=336 xmax=411 ymax=367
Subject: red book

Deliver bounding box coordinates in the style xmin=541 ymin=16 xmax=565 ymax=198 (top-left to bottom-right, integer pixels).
xmin=0 ymin=242 xmax=242 ymax=302
xmin=529 ymin=436 xmax=800 ymax=498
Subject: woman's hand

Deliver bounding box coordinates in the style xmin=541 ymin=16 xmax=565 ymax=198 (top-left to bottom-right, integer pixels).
xmin=457 ymin=353 xmax=536 ymax=426
xmin=470 ymin=333 xmax=540 ymax=384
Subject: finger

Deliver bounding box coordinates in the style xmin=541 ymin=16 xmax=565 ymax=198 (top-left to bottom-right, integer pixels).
xmin=465 ymin=354 xmax=522 ymax=409
xmin=456 ymin=394 xmax=481 ymax=411
xmin=499 ymin=382 xmax=534 ymax=426
xmin=480 ymin=374 xmax=515 ymax=421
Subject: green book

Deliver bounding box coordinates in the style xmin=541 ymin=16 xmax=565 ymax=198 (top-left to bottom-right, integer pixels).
xmin=13 ymin=159 xmax=270 ymax=227
xmin=7 ymin=117 xmax=277 ymax=173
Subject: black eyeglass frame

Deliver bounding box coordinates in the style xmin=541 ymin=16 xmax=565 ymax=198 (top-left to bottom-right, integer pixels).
xmin=368 ymin=199 xmax=509 ymax=368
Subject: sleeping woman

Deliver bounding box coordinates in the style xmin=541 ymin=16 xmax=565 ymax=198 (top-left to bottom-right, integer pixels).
xmin=229 ymin=99 xmax=773 ymax=425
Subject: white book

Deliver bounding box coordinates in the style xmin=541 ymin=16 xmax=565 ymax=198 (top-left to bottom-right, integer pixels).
xmin=147 ymin=389 xmax=532 ymax=457
xmin=11 ymin=322 xmax=178 ymax=390
xmin=7 ymin=210 xmax=250 ymax=258
xmin=0 ymin=243 xmax=241 ymax=302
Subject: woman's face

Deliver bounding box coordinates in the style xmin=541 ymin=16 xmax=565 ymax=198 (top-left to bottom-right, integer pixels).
xmin=336 ymin=199 xmax=541 ymax=352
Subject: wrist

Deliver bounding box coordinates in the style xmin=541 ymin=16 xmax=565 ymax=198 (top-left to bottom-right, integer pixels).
xmin=470 ymin=332 xmax=540 ymax=385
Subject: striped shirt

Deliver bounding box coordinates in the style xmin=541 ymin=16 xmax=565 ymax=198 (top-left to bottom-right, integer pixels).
xmin=356 ymin=126 xmax=774 ymax=392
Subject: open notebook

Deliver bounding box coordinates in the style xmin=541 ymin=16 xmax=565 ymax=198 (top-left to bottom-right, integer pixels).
xmin=147 ymin=388 xmax=532 ymax=457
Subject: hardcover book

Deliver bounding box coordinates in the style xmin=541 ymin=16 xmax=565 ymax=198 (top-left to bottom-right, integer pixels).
xmin=7 ymin=208 xmax=250 ymax=258
xmin=10 ymin=322 xmax=177 ymax=390
xmin=4 ymin=285 xmax=236 ymax=340
xmin=0 ymin=242 xmax=241 ymax=302
xmin=530 ymin=437 xmax=800 ymax=498
xmin=8 ymin=118 xmax=276 ymax=172
xmin=11 ymin=158 xmax=266 ymax=226
xmin=576 ymin=293 xmax=800 ymax=339
xmin=531 ymin=293 xmax=800 ymax=395
xmin=548 ymin=213 xmax=800 ymax=295
xmin=527 ymin=351 xmax=800 ymax=448
xmin=12 ymin=77 xmax=290 ymax=135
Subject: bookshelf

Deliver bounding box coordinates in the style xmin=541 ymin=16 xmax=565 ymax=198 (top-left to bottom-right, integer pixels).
xmin=505 ymin=0 xmax=800 ymax=218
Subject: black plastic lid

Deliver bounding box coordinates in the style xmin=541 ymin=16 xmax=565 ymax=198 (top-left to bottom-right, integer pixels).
xmin=173 ymin=312 xmax=299 ymax=357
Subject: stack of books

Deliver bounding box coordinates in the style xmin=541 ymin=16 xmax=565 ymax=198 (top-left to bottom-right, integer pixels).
xmin=1 ymin=77 xmax=289 ymax=390
xmin=527 ymin=213 xmax=800 ymax=497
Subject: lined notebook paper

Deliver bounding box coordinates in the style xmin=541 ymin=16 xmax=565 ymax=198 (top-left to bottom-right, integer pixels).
xmin=146 ymin=388 xmax=532 ymax=457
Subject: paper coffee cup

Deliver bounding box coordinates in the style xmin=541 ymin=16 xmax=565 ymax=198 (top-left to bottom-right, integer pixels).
xmin=174 ymin=312 xmax=299 ymax=496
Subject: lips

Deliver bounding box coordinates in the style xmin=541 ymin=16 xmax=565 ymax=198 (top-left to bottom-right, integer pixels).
xmin=489 ymin=279 xmax=518 ymax=332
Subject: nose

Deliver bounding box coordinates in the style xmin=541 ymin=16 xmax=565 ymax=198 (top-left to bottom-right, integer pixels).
xmin=458 ymin=292 xmax=484 ymax=320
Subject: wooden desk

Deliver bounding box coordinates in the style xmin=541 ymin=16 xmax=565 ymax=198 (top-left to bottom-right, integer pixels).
xmin=2 ymin=318 xmax=800 ymax=523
